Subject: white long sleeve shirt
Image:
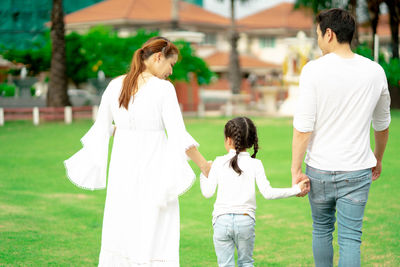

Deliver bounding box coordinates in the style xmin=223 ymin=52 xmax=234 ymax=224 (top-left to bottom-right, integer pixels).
xmin=293 ymin=53 xmax=391 ymax=171
xmin=200 ymin=150 xmax=301 ymax=224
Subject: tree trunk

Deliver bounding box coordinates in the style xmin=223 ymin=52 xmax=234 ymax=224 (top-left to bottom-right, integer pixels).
xmin=47 ymin=0 xmax=70 ymax=107
xmin=228 ymin=0 xmax=241 ymax=95
xmin=385 ymin=0 xmax=399 ymax=58
xmin=368 ymin=0 xmax=381 ymax=57
xmin=171 ymin=0 xmax=179 ymax=30
xmin=349 ymin=0 xmax=360 ymax=48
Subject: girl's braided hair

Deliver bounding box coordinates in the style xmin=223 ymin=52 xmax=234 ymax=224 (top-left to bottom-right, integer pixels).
xmin=224 ymin=117 xmax=259 ymax=175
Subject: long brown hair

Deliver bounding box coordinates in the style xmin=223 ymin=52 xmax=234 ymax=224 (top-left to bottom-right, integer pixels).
xmin=119 ymin=36 xmax=179 ymax=109
xmin=224 ymin=117 xmax=259 ymax=175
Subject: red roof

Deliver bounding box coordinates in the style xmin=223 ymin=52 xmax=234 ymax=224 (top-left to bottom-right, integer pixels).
xmin=238 ymin=2 xmax=313 ymax=30
xmin=65 ymin=0 xmax=230 ymax=26
xmin=205 ymin=52 xmax=280 ymax=69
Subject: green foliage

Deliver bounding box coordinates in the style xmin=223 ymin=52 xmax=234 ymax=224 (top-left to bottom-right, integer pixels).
xmin=294 ymin=0 xmax=354 ymax=17
xmin=294 ymin=0 xmax=332 ymax=15
xmin=0 ymin=31 xmax=51 ymax=76
xmin=354 ymin=42 xmax=373 ymax=60
xmin=78 ymin=26 xmax=158 ymax=80
xmin=356 ymin=43 xmax=400 ymax=87
xmin=171 ymin=40 xmax=215 ymax=85
xmin=65 ymin=32 xmax=91 ymax=86
xmin=0 ymin=27 xmax=214 ymax=87
xmin=0 ymin=83 xmax=16 ymax=97
xmin=380 ymin=58 xmax=400 ymax=87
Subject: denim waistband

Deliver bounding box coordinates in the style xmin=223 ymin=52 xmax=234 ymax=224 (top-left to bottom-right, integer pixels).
xmin=306 ymin=165 xmax=371 ymax=175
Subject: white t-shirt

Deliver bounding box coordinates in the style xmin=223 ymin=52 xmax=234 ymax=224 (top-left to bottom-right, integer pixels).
xmin=293 ymin=53 xmax=391 ymax=171
xmin=200 ymin=150 xmax=300 ymax=224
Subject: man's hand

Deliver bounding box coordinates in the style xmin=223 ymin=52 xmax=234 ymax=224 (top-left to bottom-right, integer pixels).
xmin=372 ymin=160 xmax=382 ymax=181
xmin=372 ymin=128 xmax=388 ymax=182
xmin=292 ymin=172 xmax=310 ymax=197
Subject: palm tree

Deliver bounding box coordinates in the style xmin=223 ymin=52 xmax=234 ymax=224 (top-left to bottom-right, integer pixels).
xmin=349 ymin=0 xmax=360 ymax=47
xmin=368 ymin=0 xmax=399 ymax=59
xmin=218 ymin=0 xmax=249 ymax=94
xmin=227 ymin=0 xmax=242 ymax=95
xmin=47 ymin=0 xmax=70 ymax=107
xmin=172 ymin=0 xmax=180 ymax=30
xmin=384 ymin=0 xmax=399 ymax=58
xmin=368 ymin=0 xmax=383 ymax=55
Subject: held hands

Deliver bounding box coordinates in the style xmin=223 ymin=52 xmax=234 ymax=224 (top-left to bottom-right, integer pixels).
xmin=297 ymin=178 xmax=310 ymax=196
xmin=292 ymin=172 xmax=310 ymax=197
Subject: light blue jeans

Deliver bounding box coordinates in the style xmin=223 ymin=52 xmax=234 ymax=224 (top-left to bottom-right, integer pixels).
xmin=306 ymin=165 xmax=372 ymax=267
xmin=213 ymin=214 xmax=255 ymax=267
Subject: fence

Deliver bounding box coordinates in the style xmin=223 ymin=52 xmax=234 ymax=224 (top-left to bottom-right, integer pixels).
xmin=0 ymin=106 xmax=98 ymax=126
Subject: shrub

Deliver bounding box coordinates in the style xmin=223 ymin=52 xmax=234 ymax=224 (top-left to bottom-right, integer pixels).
xmin=0 ymin=83 xmax=16 ymax=97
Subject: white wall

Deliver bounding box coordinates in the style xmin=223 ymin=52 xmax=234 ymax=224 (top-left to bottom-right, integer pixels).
xmin=203 ymin=0 xmax=295 ymax=19
xmin=249 ymin=37 xmax=288 ymax=64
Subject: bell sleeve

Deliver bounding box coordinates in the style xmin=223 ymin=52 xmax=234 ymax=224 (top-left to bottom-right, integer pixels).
xmin=64 ymin=82 xmax=114 ymax=190
xmin=160 ymin=81 xmax=199 ymax=204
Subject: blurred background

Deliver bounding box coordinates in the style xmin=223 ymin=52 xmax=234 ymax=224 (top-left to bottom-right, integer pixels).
xmin=0 ymin=1 xmax=399 ymax=266
xmin=0 ymin=0 xmax=399 ymax=122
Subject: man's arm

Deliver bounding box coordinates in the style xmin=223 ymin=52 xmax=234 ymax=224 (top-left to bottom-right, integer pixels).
xmin=372 ymin=128 xmax=389 ymax=181
xmin=291 ymin=128 xmax=312 ymax=196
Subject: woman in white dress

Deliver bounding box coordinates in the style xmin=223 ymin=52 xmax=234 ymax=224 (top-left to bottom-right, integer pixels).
xmin=65 ymin=37 xmax=210 ymax=266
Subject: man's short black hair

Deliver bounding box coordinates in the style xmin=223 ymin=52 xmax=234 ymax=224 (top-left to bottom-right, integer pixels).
xmin=316 ymin=8 xmax=355 ymax=44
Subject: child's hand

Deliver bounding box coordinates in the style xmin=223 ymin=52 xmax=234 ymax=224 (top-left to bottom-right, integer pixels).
xmin=297 ymin=177 xmax=310 ymax=195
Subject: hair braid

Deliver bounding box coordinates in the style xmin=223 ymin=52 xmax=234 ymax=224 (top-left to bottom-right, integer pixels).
xmin=252 ymin=134 xmax=258 ymax=158
xmin=224 ymin=117 xmax=259 ymax=175
xmin=230 ymin=121 xmax=243 ymax=175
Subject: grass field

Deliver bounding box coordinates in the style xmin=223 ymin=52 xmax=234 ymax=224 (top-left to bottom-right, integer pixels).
xmin=0 ymin=111 xmax=399 ymax=266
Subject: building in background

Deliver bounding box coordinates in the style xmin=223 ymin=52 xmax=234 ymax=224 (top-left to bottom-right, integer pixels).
xmin=61 ymin=0 xmax=317 ymax=113
xmin=3 ymin=0 xmax=396 ymax=114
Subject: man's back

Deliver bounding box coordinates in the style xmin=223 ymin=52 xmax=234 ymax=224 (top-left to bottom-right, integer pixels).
xmin=294 ymin=53 xmax=391 ymax=171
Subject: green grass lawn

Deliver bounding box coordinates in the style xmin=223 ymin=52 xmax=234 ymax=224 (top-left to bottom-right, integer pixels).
xmin=0 ymin=112 xmax=399 ymax=266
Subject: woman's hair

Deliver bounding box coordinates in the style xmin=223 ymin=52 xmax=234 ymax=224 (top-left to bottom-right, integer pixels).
xmin=119 ymin=36 xmax=179 ymax=109
xmin=224 ymin=117 xmax=259 ymax=175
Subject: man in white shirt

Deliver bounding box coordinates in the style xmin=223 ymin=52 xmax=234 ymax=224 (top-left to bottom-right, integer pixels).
xmin=291 ymin=8 xmax=391 ymax=267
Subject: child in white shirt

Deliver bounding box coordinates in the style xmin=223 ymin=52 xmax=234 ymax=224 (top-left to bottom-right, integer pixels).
xmin=200 ymin=117 xmax=308 ymax=267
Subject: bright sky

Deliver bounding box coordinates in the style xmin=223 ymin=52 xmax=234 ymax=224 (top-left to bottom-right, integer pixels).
xmin=203 ymin=0 xmax=295 ymax=19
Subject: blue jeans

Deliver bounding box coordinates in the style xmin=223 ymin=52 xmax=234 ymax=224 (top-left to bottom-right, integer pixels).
xmin=306 ymin=165 xmax=372 ymax=267
xmin=213 ymin=214 xmax=255 ymax=267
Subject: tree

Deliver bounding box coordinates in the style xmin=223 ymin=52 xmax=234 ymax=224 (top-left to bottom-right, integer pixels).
xmin=368 ymin=0 xmax=399 ymax=59
xmin=217 ymin=0 xmax=249 ymax=94
xmin=367 ymin=0 xmax=382 ymax=54
xmin=384 ymin=0 xmax=399 ymax=58
xmin=228 ymin=0 xmax=242 ymax=94
xmin=170 ymin=40 xmax=214 ymax=85
xmin=47 ymin=0 xmax=70 ymax=107
xmin=349 ymin=0 xmax=360 ymax=47
xmin=171 ymin=0 xmax=180 ymax=30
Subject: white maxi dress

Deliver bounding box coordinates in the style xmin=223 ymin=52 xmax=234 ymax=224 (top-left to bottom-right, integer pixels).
xmin=64 ymin=76 xmax=198 ymax=266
